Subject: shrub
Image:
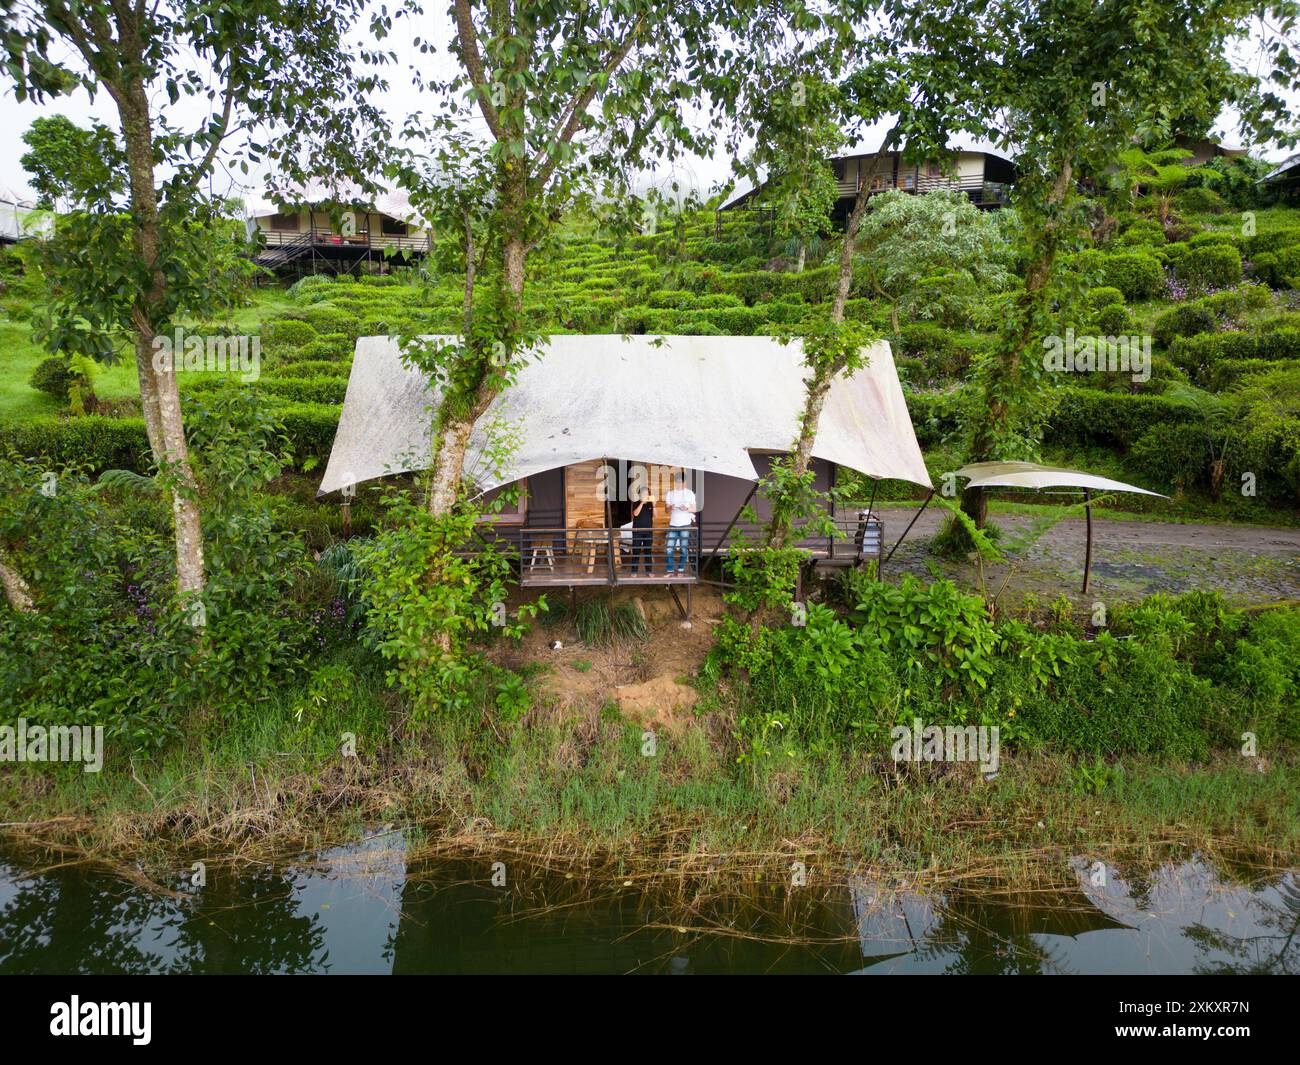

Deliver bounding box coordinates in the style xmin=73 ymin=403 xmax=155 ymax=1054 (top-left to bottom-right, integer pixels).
xmin=1187 ymin=230 xmax=1241 ymax=250
xmin=1012 ymin=640 xmax=1217 ymax=758
xmin=1244 ymin=226 xmax=1300 ymax=257
xmin=1115 ymin=219 xmax=1165 ymax=247
xmin=298 ymin=303 xmax=361 ymax=338
xmin=1213 ymin=609 xmax=1300 ymax=743
xmin=296 ymin=333 xmax=353 ymax=360
xmin=1250 ymin=245 xmax=1300 ymax=288
xmin=1229 ymin=408 xmax=1300 ymax=503
xmin=250 ymin=377 xmax=347 ymax=405
xmin=262 ymin=318 xmax=318 ymax=354
xmin=1177 ymin=243 xmax=1243 ymax=289
xmin=848 ymin=574 xmax=998 ymax=693
xmin=895 ymin=321 xmax=954 ymax=359
xmin=267 ymin=359 xmax=350 ymax=379
xmin=1085 ymin=286 xmax=1125 ymax=310
xmin=1175 ymin=186 xmax=1229 ymax=214
xmin=0 ymin=415 xmax=149 ymax=472
xmin=1045 ymin=389 xmax=1199 ymax=448
xmin=1198 ymin=283 xmax=1271 ymax=319
xmin=28 ymin=355 xmax=75 ymax=400
xmin=1094 ymin=302 xmax=1133 ymax=334
xmin=1130 ymin=422 xmax=1210 ymax=490
xmin=646 ymin=289 xmax=696 ymax=309
xmin=1152 ymin=302 xmax=1216 ymax=346
xmin=1201 ymin=358 xmax=1292 ymax=391
xmin=1098 ymin=252 xmax=1165 ymax=301
xmin=1168 ymin=329 xmax=1300 ymax=376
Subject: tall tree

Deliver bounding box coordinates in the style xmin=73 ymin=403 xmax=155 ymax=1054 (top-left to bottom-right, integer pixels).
xmin=1 ymin=0 xmax=391 ymax=600
xmin=716 ymin=4 xmax=973 ymax=554
xmin=19 ymin=114 xmax=126 ymax=212
xmin=407 ymin=0 xmax=741 ymax=519
xmin=890 ymin=0 xmax=1294 ymax=528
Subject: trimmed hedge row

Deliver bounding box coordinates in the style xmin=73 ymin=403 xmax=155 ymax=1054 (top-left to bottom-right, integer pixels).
xmin=1200 ymin=358 xmax=1295 ymax=391
xmin=1045 ymin=389 xmax=1199 ymax=448
xmin=185 ymin=376 xmax=348 ymax=405
xmin=903 ymin=387 xmax=1203 ymax=451
xmin=1168 ymin=329 xmax=1300 ymax=375
xmin=1 ymin=401 xmax=343 ymax=474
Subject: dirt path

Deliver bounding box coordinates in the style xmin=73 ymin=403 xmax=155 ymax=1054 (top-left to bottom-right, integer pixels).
xmin=873 ymin=504 xmax=1300 ymax=605
xmin=874 ymin=504 xmax=1300 ymax=555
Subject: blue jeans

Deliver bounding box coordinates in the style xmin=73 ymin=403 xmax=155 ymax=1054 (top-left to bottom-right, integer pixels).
xmin=665 ymin=528 xmax=692 ymax=574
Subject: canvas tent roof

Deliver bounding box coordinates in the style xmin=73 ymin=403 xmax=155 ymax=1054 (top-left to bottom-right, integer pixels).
xmin=955 ymin=461 xmax=1165 ymax=497
xmin=319 ymin=334 xmax=932 ymax=496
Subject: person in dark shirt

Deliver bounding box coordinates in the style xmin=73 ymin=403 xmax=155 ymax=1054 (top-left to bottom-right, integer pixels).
xmin=630 ymin=488 xmax=654 ymax=573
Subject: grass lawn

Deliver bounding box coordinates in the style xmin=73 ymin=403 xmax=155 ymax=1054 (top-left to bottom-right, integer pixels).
xmin=0 ymin=288 xmax=295 ymax=425
xmin=0 ymin=319 xmax=139 ymax=424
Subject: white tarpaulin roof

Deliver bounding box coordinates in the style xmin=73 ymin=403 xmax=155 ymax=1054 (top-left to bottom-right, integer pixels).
xmin=319 ymin=334 xmax=932 ymax=495
xmin=956 ymin=461 xmax=1166 ymax=497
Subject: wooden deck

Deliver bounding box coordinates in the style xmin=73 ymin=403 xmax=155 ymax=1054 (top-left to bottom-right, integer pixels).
xmin=476 ymin=514 xmax=884 ymax=589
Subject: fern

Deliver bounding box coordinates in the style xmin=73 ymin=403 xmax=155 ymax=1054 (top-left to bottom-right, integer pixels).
xmin=90 ymin=468 xmax=158 ymax=494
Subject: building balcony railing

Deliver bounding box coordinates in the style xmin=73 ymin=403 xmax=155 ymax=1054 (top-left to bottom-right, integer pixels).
xmin=834 ymin=173 xmax=1012 ymax=206
xmin=260 ymin=226 xmax=431 ymax=253
xmin=459 ymin=514 xmax=885 ymax=588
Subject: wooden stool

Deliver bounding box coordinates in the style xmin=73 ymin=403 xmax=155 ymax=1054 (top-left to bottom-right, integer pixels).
xmin=572 ymin=518 xmax=605 ymax=575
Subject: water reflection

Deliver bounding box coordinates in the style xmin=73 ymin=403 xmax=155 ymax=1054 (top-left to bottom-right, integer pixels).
xmin=0 ymin=838 xmax=1293 ymax=975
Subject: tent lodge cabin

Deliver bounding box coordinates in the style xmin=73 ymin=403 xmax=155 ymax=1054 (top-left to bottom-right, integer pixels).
xmin=0 ymin=187 xmax=49 ymax=244
xmin=719 ymin=136 xmax=1018 ymax=233
xmin=248 ymin=190 xmax=431 ymax=276
xmin=319 ymin=334 xmax=933 ymax=614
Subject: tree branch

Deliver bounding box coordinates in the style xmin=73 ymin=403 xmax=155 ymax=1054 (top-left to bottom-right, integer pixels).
xmin=452 ymin=0 xmax=505 ymax=141
xmin=534 ymin=17 xmax=644 ymax=189
xmin=178 ymin=62 xmax=237 ymax=192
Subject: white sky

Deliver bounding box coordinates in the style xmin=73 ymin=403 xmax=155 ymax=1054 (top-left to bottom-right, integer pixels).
xmin=0 ymin=9 xmax=1295 ymax=206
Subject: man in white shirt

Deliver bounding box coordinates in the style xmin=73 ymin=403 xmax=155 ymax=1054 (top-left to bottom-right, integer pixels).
xmin=663 ymin=471 xmax=697 ymax=575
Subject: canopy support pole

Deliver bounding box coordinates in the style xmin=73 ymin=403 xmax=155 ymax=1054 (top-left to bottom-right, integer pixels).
xmin=883 ymin=489 xmax=936 ymax=569
xmin=1081 ymin=489 xmax=1093 ymax=595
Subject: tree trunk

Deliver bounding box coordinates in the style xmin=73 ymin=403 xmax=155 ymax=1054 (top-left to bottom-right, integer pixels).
xmin=117 ymin=81 xmax=206 ymax=600
xmin=0 ymin=553 xmax=34 ymax=612
xmin=426 ymin=231 xmax=527 ymax=519
xmin=795 ymin=239 xmax=806 ymax=273
xmin=765 ymin=130 xmax=899 ymax=551
xmin=463 ymin=209 xmax=475 ymax=331
xmin=766 ymin=368 xmax=833 ymax=550
xmin=961 ymin=160 xmax=1073 ymax=530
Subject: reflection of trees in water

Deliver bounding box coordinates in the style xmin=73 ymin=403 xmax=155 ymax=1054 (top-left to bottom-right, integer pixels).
xmin=856 ymin=881 xmax=1132 ymax=975
xmin=0 ymin=864 xmax=174 ymax=973
xmin=176 ymin=869 xmax=329 ymax=974
xmin=0 ymin=860 xmax=329 ymax=974
xmin=1187 ymin=875 xmax=1300 ymax=976
xmin=902 ymin=894 xmax=1092 ymax=975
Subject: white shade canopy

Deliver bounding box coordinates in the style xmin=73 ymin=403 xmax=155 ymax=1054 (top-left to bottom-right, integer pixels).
xmin=955 ymin=461 xmax=1166 ymax=497
xmin=319 ymin=334 xmax=933 ymax=495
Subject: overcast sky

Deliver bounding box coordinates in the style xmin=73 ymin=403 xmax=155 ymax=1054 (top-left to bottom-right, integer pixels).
xmin=0 ymin=9 xmax=1294 ymax=207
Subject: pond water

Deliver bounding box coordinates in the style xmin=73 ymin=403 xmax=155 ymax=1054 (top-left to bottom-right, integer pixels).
xmin=1 ymin=834 xmax=1295 ymax=974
